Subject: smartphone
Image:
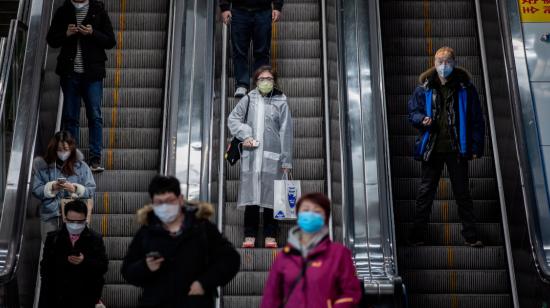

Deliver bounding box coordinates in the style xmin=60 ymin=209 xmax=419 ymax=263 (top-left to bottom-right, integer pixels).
xmin=251 ymin=140 xmax=260 ymax=147
xmin=57 ymin=177 xmax=67 ymax=184
xmin=146 ymin=251 xmax=162 ymax=259
xmin=70 ymin=249 xmax=80 ymax=257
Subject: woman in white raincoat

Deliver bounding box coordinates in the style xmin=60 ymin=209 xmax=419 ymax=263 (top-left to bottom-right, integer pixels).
xmin=228 ymin=66 xmax=293 ymax=249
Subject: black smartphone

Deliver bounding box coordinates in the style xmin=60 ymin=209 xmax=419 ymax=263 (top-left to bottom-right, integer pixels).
xmin=70 ymin=249 xmax=80 ymax=257
xmin=57 ymin=177 xmax=67 ymax=184
xmin=146 ymin=251 xmax=162 ymax=259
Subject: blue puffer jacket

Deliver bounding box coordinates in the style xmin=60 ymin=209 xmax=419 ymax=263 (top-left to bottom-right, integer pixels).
xmin=32 ymin=150 xmax=96 ymax=222
xmin=408 ymin=67 xmax=485 ymax=162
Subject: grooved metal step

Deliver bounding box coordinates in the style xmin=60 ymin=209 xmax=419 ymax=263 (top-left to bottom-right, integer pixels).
xmin=221 ymin=0 xmax=327 ymax=306
xmin=380 ymin=1 xmax=512 ymax=306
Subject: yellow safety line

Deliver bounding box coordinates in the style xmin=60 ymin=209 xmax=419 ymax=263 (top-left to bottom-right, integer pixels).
xmin=102 ymin=192 xmax=110 ymax=236
xmin=271 ymin=21 xmax=278 ymax=72
xmin=423 ymin=0 xmax=434 ymax=68
xmin=108 ymin=0 xmax=126 ymax=170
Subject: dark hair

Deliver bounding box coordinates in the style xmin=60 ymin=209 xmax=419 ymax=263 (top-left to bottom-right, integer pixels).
xmin=148 ymin=175 xmax=181 ymax=199
xmin=253 ymin=65 xmax=278 ymax=87
xmin=44 ymin=131 xmax=78 ymax=176
xmin=296 ymin=192 xmax=331 ymax=225
xmin=64 ymin=200 xmax=88 ymax=217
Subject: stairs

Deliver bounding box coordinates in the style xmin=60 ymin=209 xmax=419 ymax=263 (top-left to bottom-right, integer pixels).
xmin=380 ymin=1 xmax=512 ymax=307
xmin=80 ymin=1 xmax=168 ymax=306
xmin=222 ymin=0 xmax=327 ymax=306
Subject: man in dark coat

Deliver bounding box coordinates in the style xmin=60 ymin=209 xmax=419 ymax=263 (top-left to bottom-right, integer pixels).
xmin=121 ymin=175 xmax=241 ymax=308
xmin=46 ymin=0 xmax=116 ymax=173
xmin=39 ymin=200 xmax=108 ymax=308
xmin=408 ymin=46 xmax=485 ymax=247
xmin=219 ymin=0 xmax=283 ymax=98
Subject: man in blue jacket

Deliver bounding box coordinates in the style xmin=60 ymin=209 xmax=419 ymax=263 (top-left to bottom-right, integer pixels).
xmin=220 ymin=0 xmax=283 ymax=98
xmin=408 ymin=46 xmax=485 ymax=247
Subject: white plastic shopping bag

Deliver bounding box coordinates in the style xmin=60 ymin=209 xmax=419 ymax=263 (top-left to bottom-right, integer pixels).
xmin=273 ymin=173 xmax=301 ymax=220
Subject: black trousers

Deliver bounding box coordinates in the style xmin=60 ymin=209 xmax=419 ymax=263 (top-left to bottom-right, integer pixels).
xmin=412 ymin=153 xmax=477 ymax=241
xmin=244 ymin=205 xmax=276 ymax=238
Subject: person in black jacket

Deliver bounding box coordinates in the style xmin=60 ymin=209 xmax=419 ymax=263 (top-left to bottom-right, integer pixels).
xmin=46 ymin=0 xmax=116 ymax=173
xmin=220 ymin=0 xmax=284 ymax=98
xmin=39 ymin=200 xmax=108 ymax=308
xmin=121 ymin=175 xmax=241 ymax=308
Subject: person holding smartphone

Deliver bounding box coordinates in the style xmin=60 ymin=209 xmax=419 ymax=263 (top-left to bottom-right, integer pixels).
xmin=39 ymin=200 xmax=108 ymax=308
xmin=32 ymin=131 xmax=96 ymax=239
xmin=228 ymin=66 xmax=293 ymax=249
xmin=121 ymin=176 xmax=240 ymax=308
xmin=46 ymin=0 xmax=116 ymax=172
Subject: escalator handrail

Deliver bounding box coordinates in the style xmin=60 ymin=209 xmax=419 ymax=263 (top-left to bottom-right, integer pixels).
xmin=0 ymin=0 xmax=53 ymax=284
xmin=499 ymin=0 xmax=550 ymax=282
xmin=160 ymin=0 xmax=177 ymax=176
xmin=337 ymin=0 xmax=398 ymax=295
xmin=0 ymin=19 xmax=27 ymax=131
xmin=473 ymin=0 xmax=520 ymax=305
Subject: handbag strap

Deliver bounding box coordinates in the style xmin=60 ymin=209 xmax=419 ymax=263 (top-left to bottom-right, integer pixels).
xmin=281 ymin=260 xmax=309 ymax=307
xmin=243 ymin=94 xmax=251 ymax=123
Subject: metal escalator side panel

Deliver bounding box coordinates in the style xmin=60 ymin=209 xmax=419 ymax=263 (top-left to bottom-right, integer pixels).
xmin=172 ymin=0 xmax=217 ymax=202
xmin=337 ymin=0 xmax=398 ymax=295
xmin=502 ymin=0 xmax=550 ymax=281
xmin=0 ymin=0 xmax=53 ymax=284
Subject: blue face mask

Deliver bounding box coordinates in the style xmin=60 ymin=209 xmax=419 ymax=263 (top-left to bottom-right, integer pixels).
xmin=297 ymin=211 xmax=325 ymax=233
xmin=436 ymin=64 xmax=454 ymax=78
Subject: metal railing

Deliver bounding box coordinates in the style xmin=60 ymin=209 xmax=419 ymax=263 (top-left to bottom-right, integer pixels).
xmin=473 ymin=0 xmax=520 ymax=305
xmin=501 ymin=0 xmax=550 ymax=282
xmin=0 ymin=0 xmax=54 ymax=285
xmin=336 ymin=0 xmax=399 ymax=296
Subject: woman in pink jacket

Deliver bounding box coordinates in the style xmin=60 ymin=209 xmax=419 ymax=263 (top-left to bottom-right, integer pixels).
xmin=261 ymin=192 xmax=362 ymax=308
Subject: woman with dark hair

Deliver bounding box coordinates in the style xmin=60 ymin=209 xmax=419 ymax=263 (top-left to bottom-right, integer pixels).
xmin=32 ymin=131 xmax=96 ymax=239
xmin=261 ymin=193 xmax=362 ymax=308
xmin=227 ymin=65 xmax=293 ymax=249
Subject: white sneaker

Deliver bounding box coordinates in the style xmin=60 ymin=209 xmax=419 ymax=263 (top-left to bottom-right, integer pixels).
xmin=234 ymin=87 xmax=247 ymax=98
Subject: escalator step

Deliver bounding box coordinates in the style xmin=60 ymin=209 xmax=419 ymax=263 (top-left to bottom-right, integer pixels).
xmin=380 ymin=1 xmax=474 ymax=19
xmin=104 ymin=68 xmax=165 ymax=88
xmin=222 ymin=296 xmax=263 ymax=308
xmin=381 ymin=19 xmax=477 ymax=37
xmin=392 ymin=178 xmax=498 ymax=200
xmin=383 ymin=55 xmax=482 ymax=76
xmin=382 ymin=37 xmax=480 ymax=57
xmin=389 ymin=135 xmax=493 ymax=157
xmin=105 ymin=0 xmax=167 ymax=12
xmin=93 ymin=192 xmax=150 ymax=214
xmin=401 ymin=270 xmax=510 ymax=293
xmin=109 ymin=12 xmax=167 ymax=31
xmin=80 ymin=148 xmax=159 ymax=170
xmin=80 ymin=128 xmax=161 ymax=149
xmin=390 ymin=155 xmax=496 ymax=178
xmin=102 ymin=284 xmax=142 ymax=308
xmin=397 ymin=246 xmax=507 ymax=269
xmin=90 ymin=214 xmax=140 ymax=237
xmin=394 ymin=200 xmax=501 ymax=223
xmin=106 ymin=49 xmax=166 ymax=69
xmin=93 ymin=170 xmax=157 ymax=191
xmin=80 ymin=107 xmax=162 ymax=128
xmin=395 ymin=223 xmax=503 ymax=245
xmin=102 ymin=88 xmax=163 ymax=108
xmin=227 ymin=158 xmax=325 ymax=180
xmin=409 ymin=294 xmax=512 ymax=308
xmin=103 ymin=236 xmax=134 ymax=260
xmin=224 ymin=271 xmax=270 ymax=295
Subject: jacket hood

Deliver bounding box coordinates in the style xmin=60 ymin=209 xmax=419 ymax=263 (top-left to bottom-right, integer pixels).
xmin=286 ymin=226 xmax=330 ymax=258
xmin=136 ymin=201 xmax=214 ymax=225
xmin=418 ymin=66 xmax=473 ymax=87
xmin=33 ymin=149 xmax=86 ymax=171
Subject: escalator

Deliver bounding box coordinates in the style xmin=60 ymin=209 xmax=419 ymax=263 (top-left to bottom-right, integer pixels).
xmin=0 ymin=0 xmax=19 ymax=36
xmin=84 ymin=0 xmax=169 ymax=306
xmin=220 ymin=0 xmax=328 ymax=306
xmin=380 ymin=1 xmax=512 ymax=306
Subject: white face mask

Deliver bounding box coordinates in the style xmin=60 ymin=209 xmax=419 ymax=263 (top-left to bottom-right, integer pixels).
xmin=71 ymin=0 xmax=89 ymax=9
xmin=57 ymin=151 xmax=71 ymax=161
xmin=66 ymin=222 xmax=86 ymax=235
xmin=153 ymin=203 xmax=181 ymax=224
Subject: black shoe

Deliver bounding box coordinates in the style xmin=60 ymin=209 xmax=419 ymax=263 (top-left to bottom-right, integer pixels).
xmin=89 ymin=159 xmax=104 ymax=173
xmin=464 ymin=239 xmax=484 ymax=247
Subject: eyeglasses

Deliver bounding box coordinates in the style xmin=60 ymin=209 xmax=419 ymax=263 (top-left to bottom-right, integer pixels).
xmin=257 ymin=77 xmax=274 ymax=82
